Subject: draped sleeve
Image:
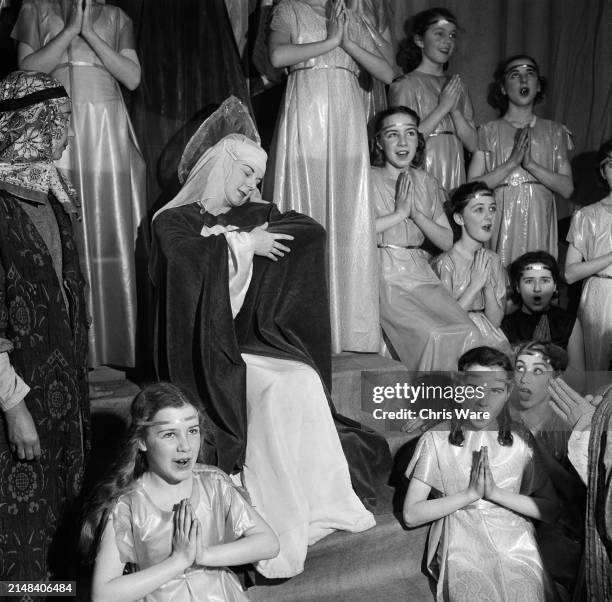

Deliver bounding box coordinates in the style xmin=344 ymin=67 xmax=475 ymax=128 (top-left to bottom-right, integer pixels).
xmin=460 ymin=84 xmax=475 ymax=129
xmin=405 ymin=431 xmax=444 ymax=493
xmin=566 ymin=208 xmax=589 ymax=258
xmin=212 ymin=469 xmax=258 ymax=539
xmin=488 ymin=251 xmax=506 ymax=307
xmin=111 ymin=496 xmax=137 ymax=565
xmin=431 ymin=253 xmax=455 ymax=293
xmin=270 ymin=0 xmax=297 ymax=35
xmin=553 ymin=123 xmax=574 ymax=170
xmin=11 ymin=0 xmax=43 ymax=50
xmin=476 ymin=122 xmax=496 ymax=155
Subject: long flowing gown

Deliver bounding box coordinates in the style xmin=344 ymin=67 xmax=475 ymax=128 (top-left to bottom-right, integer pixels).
xmin=264 ymin=0 xmax=379 ymax=353
xmin=151 ymin=201 xmax=381 ymax=579
xmin=0 ymin=190 xmax=89 ymax=583
xmin=432 ymin=246 xmax=511 ymax=354
xmin=12 ymin=0 xmax=146 ymax=367
xmin=477 ymin=118 xmax=573 ymax=267
xmin=372 ymin=167 xmax=479 ymax=371
xmin=388 ymin=71 xmax=474 ymax=192
xmin=112 ymin=465 xmax=255 ymax=601
xmin=407 ymin=428 xmax=557 ymax=602
xmin=566 ymin=201 xmax=612 ymax=370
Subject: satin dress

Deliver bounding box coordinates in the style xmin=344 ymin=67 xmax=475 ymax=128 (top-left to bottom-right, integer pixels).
xmin=112 ymin=465 xmax=255 ymax=601
xmin=477 ymin=118 xmax=572 ymax=267
xmin=217 ymin=224 xmax=375 ymax=578
xmin=407 ymin=428 xmax=557 ymax=602
xmin=264 ymin=0 xmax=380 ymax=354
xmin=567 ymin=201 xmax=612 ymax=370
xmin=372 ymin=167 xmax=479 ymax=371
xmin=388 ymin=71 xmax=474 ymax=192
xmin=13 ymin=1 xmax=146 ymax=367
xmin=432 ymin=247 xmax=512 ymax=355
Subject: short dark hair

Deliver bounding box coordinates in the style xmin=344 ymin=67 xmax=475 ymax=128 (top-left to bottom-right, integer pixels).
xmin=597 ymin=139 xmax=612 ymax=191
xmin=445 ymin=181 xmax=493 ymax=242
xmin=515 ymin=340 xmax=568 ymax=372
xmin=508 ymin=251 xmax=561 ymax=306
xmin=487 ymin=54 xmax=547 ymax=116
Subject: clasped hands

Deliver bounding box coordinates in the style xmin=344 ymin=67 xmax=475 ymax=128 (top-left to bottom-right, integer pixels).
xmin=66 ymin=0 xmax=97 ymax=39
xmin=326 ymin=0 xmax=357 ymax=49
xmin=510 ymin=127 xmax=536 ymax=172
xmin=171 ymin=499 xmax=208 ymax=570
xmin=466 ymin=445 xmax=499 ymax=502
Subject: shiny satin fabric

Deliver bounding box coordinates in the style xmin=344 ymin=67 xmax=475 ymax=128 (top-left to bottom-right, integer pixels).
xmin=407 ymin=428 xmax=558 ymax=602
xmin=112 ymin=465 xmax=254 ymax=601
xmin=388 ymin=71 xmax=474 ymax=192
xmin=242 ymin=353 xmax=375 ymax=578
xmin=477 ymin=118 xmax=573 ymax=267
xmin=432 ymin=247 xmax=512 ymax=356
xmin=567 ymin=201 xmax=612 ymax=370
xmin=264 ymin=0 xmax=380 ymax=354
xmin=372 ymin=167 xmax=479 ymax=371
xmin=13 ymin=1 xmax=146 ymax=367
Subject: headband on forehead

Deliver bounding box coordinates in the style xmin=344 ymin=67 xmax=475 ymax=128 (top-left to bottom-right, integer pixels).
xmin=427 ymin=17 xmax=456 ymax=27
xmin=136 ymin=414 xmax=199 ymax=428
xmin=466 ymin=191 xmax=493 ymax=202
xmin=504 ymin=63 xmax=539 ymax=77
xmin=377 ymin=121 xmax=419 ymax=136
xmin=522 ymin=262 xmax=552 ymax=272
xmin=0 ymin=86 xmax=68 ymax=113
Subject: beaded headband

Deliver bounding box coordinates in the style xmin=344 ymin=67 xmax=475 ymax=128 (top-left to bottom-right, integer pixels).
xmin=522 ymin=263 xmax=552 ymax=272
xmin=465 ymin=191 xmax=493 ymax=202
xmin=427 ymin=17 xmax=456 ymax=28
xmin=377 ymin=122 xmax=419 ymax=136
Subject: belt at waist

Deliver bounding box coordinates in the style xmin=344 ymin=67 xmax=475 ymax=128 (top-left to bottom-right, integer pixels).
xmin=53 ymin=61 xmax=107 ymax=72
xmin=495 ymin=179 xmax=542 ymax=189
xmin=377 ymin=244 xmax=421 ymax=249
xmin=428 ymin=130 xmax=455 ymax=138
xmin=289 ymin=65 xmax=359 ymax=77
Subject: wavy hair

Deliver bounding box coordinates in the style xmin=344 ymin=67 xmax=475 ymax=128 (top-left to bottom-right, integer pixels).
xmin=597 ymin=139 xmax=612 ymax=190
xmin=79 ymin=382 xmax=207 ymax=563
xmin=515 ymin=340 xmax=568 ymax=372
xmin=397 ymin=7 xmax=459 ymax=73
xmin=444 ymin=181 xmax=494 ymax=242
xmin=371 ymin=106 xmax=425 ymax=168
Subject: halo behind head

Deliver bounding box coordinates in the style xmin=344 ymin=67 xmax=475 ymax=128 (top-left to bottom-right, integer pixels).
xmin=178 ymin=96 xmax=260 ymax=184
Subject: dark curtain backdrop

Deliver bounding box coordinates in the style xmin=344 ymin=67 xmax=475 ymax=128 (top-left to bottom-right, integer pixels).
xmin=389 ymin=0 xmax=612 ymax=210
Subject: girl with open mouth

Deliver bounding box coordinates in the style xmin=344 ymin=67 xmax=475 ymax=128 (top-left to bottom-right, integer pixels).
xmin=468 ymin=54 xmax=574 ymax=268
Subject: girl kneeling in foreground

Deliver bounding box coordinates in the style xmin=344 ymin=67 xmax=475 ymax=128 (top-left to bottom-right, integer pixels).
xmin=403 ymin=347 xmax=559 ymax=601
xmin=81 ymin=383 xmax=279 ymax=602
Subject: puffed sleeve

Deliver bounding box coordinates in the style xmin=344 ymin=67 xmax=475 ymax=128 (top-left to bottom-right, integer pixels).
xmin=566 ymin=209 xmax=589 ymax=259
xmin=518 ymin=430 xmax=548 ymax=496
xmin=11 ymin=0 xmax=42 ymax=50
xmin=388 ymin=76 xmax=417 ymax=109
xmin=405 ymin=431 xmax=444 ymax=493
xmin=270 ymin=0 xmax=297 ymax=36
xmin=111 ymin=497 xmax=137 ymax=565
xmin=218 ymin=472 xmax=257 ymax=539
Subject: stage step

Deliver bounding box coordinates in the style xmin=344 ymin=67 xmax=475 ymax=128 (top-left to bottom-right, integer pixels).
xmin=249 ymin=513 xmax=431 ymax=601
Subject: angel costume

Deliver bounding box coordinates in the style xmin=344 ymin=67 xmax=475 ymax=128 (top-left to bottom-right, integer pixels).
xmin=372 ymin=167 xmax=478 ymax=371
xmin=432 ymin=247 xmax=511 ymax=354
xmin=112 ymin=465 xmax=255 ymax=601
xmin=389 ymin=71 xmax=475 ymax=192
xmin=476 ymin=118 xmax=572 ymax=267
xmin=566 ymin=201 xmax=612 ymax=370
xmin=151 ymin=129 xmax=384 ymax=579
xmin=13 ymin=0 xmax=146 ymax=366
xmin=264 ymin=0 xmax=380 ymax=353
xmin=407 ymin=428 xmax=557 ymax=602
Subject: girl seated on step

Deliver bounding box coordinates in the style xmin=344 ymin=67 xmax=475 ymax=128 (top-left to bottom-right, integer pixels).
xmin=371 ymin=105 xmax=478 ymax=371
xmin=404 ymin=346 xmax=559 ymax=601
xmin=80 ymin=383 xmax=279 ymax=601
